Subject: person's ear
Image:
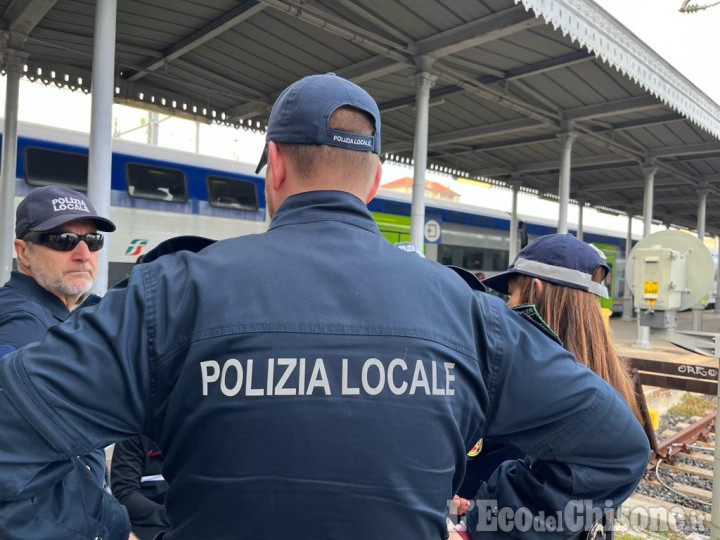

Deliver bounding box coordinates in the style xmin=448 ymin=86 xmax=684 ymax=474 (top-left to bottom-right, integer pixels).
xmin=14 ymin=239 xmax=31 ymax=271
xmin=364 ymin=161 xmax=382 ymax=203
xmin=532 ymin=278 xmax=543 ymax=296
xmin=267 ymin=142 xmax=286 ymax=191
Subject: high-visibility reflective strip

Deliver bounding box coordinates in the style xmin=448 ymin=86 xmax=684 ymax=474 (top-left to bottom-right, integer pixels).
xmin=140 ymin=474 xmax=165 ymax=483
xmin=513 ymin=258 xmax=609 ymax=298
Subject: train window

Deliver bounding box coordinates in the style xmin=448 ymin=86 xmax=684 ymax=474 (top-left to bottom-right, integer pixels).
xmin=207 ymin=175 xmax=258 ymax=211
xmin=439 ymin=245 xmax=509 ymax=272
xmin=24 ymin=147 xmax=88 ymax=191
xmin=126 ymin=163 xmax=188 ymax=202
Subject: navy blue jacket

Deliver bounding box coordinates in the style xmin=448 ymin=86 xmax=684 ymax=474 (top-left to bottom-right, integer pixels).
xmin=0 ymin=191 xmax=649 ymax=539
xmin=0 ymin=271 xmax=129 ymax=539
xmin=0 ymin=271 xmax=73 ymax=349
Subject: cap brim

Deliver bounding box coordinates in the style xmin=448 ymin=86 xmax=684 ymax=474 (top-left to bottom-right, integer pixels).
xmin=255 ymin=145 xmax=268 ymax=174
xmin=448 ymin=266 xmax=486 ymax=292
xmin=480 ymin=269 xmax=518 ymax=295
xmin=483 ymin=266 xmax=610 ymax=298
xmin=32 ymin=214 xmax=116 ymax=233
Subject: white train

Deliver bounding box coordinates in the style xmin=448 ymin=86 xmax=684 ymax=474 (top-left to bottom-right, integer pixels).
xmin=9 ymin=121 xmax=636 ymax=311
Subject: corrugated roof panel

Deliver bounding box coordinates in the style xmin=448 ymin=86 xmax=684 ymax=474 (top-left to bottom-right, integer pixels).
xmin=523 ymin=71 xmax=586 ymax=109
xmin=3 ymin=0 xmax=720 ymax=231
xmin=388 ymin=0 xmax=493 ymax=35
xmin=488 ymin=32 xmax=577 ymax=67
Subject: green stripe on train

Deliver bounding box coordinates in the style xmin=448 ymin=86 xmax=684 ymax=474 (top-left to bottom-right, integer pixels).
xmin=373 ymin=211 xmax=411 ymax=244
xmin=593 ymin=242 xmax=618 ymax=312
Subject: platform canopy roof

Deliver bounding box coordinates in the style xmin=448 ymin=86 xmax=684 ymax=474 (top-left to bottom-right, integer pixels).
xmin=2 ymin=0 xmax=720 ymax=233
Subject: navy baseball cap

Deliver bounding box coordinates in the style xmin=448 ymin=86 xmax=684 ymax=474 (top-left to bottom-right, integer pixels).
xmin=139 ymin=235 xmax=216 ymax=264
xmin=482 ymin=233 xmax=610 ymax=298
xmin=449 ymin=266 xmax=487 ymax=292
xmin=16 ymin=186 xmax=116 ymax=238
xmin=255 ymin=73 xmax=381 ymax=174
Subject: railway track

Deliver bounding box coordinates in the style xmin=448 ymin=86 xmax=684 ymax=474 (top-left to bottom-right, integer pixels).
xmin=647 ymin=411 xmax=715 ymax=470
xmin=611 ymin=357 xmax=718 ymax=536
xmin=623 ymin=410 xmax=715 ymax=537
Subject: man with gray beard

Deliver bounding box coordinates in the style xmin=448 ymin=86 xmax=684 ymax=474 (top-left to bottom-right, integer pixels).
xmin=0 ymin=185 xmax=130 ymax=540
xmin=1 ymin=185 xmax=115 ymax=336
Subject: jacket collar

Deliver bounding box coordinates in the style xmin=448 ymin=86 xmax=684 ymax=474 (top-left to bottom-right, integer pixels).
xmin=5 ymin=271 xmax=71 ymax=321
xmin=268 ymin=190 xmax=381 ymax=235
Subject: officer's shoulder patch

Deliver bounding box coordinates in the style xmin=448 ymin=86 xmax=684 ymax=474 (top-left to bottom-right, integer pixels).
xmin=467 ymin=438 xmax=483 ymax=457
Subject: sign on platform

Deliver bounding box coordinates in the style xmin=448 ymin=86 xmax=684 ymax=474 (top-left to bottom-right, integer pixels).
xmin=424 ymin=218 xmax=442 ymax=244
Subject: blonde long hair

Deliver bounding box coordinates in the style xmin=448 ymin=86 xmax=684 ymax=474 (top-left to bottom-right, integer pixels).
xmin=512 ymin=268 xmax=641 ymax=422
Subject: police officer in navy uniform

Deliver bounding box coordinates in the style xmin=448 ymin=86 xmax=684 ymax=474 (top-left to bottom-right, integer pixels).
xmin=0 ymin=186 xmax=129 ymax=539
xmin=0 ymin=74 xmax=649 ymax=539
xmin=108 ymin=236 xmax=214 ymax=540
xmin=0 ymin=186 xmax=116 ymax=347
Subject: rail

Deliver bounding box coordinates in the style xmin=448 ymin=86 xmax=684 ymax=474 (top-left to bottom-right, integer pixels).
xmin=623 ymin=356 xmax=717 ymax=467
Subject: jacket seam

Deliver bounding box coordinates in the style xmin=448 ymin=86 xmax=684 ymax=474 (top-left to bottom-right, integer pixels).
xmin=13 ymin=354 xmax=82 ymax=457
xmin=0 ymin=310 xmax=53 ymax=328
xmin=141 ymin=265 xmax=159 ymax=427
xmin=526 ymin=385 xmax=606 ymax=458
xmin=479 ymin=297 xmax=502 ymax=439
xmin=0 ymin=277 xmax=70 ymax=320
xmin=269 ymin=217 xmax=380 ymax=235
xmin=156 ymin=324 xmax=477 ymax=367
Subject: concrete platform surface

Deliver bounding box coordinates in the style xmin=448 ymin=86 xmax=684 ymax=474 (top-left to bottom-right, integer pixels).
xmin=610 ymin=310 xmax=720 ymax=367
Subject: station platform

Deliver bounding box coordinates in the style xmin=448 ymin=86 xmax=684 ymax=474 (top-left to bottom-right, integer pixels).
xmin=611 ymin=310 xmax=719 ymax=365
xmin=610 ymin=310 xmax=719 ymax=410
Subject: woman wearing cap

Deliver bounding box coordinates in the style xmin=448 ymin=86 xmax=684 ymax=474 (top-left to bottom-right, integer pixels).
xmin=454 ymin=233 xmax=641 ymax=515
xmin=482 ymin=233 xmax=639 ymax=418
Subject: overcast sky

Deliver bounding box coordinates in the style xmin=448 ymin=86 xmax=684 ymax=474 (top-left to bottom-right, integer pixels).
xmin=594 ymin=0 xmax=720 ymax=103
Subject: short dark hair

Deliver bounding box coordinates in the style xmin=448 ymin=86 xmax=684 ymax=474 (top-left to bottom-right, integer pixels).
xmin=279 ymin=106 xmax=378 ymax=183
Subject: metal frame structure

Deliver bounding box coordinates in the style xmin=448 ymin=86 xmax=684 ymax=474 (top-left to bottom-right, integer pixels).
xmin=0 ymin=0 xmax=719 ymax=279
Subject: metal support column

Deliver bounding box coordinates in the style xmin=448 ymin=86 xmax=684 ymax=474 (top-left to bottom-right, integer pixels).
xmin=692 ymin=190 xmax=709 ymax=331
xmin=509 ymin=181 xmax=521 ymax=263
xmin=633 ymin=313 xmax=652 ymax=349
xmin=576 ymin=200 xmax=584 ymax=241
xmin=622 ymin=212 xmax=634 ymax=320
xmin=195 ymin=120 xmax=201 ymax=153
xmin=697 ymin=190 xmax=707 ymax=240
xmin=642 ymin=164 xmax=657 ymax=237
xmin=87 ymin=0 xmax=117 ymax=295
xmin=409 ymin=56 xmax=436 ymax=252
xmin=711 ymin=335 xmax=720 ymax=540
xmin=716 ymin=235 xmax=720 ymax=314
xmin=635 ymin=165 xmax=657 ymax=348
xmin=0 ymin=47 xmax=28 ymax=285
xmin=556 ymin=127 xmax=576 ymax=234
xmin=147 ymin=111 xmax=159 ymax=145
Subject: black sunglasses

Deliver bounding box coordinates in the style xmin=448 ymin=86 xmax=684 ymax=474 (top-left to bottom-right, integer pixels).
xmin=22 ymin=231 xmax=104 ymax=252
